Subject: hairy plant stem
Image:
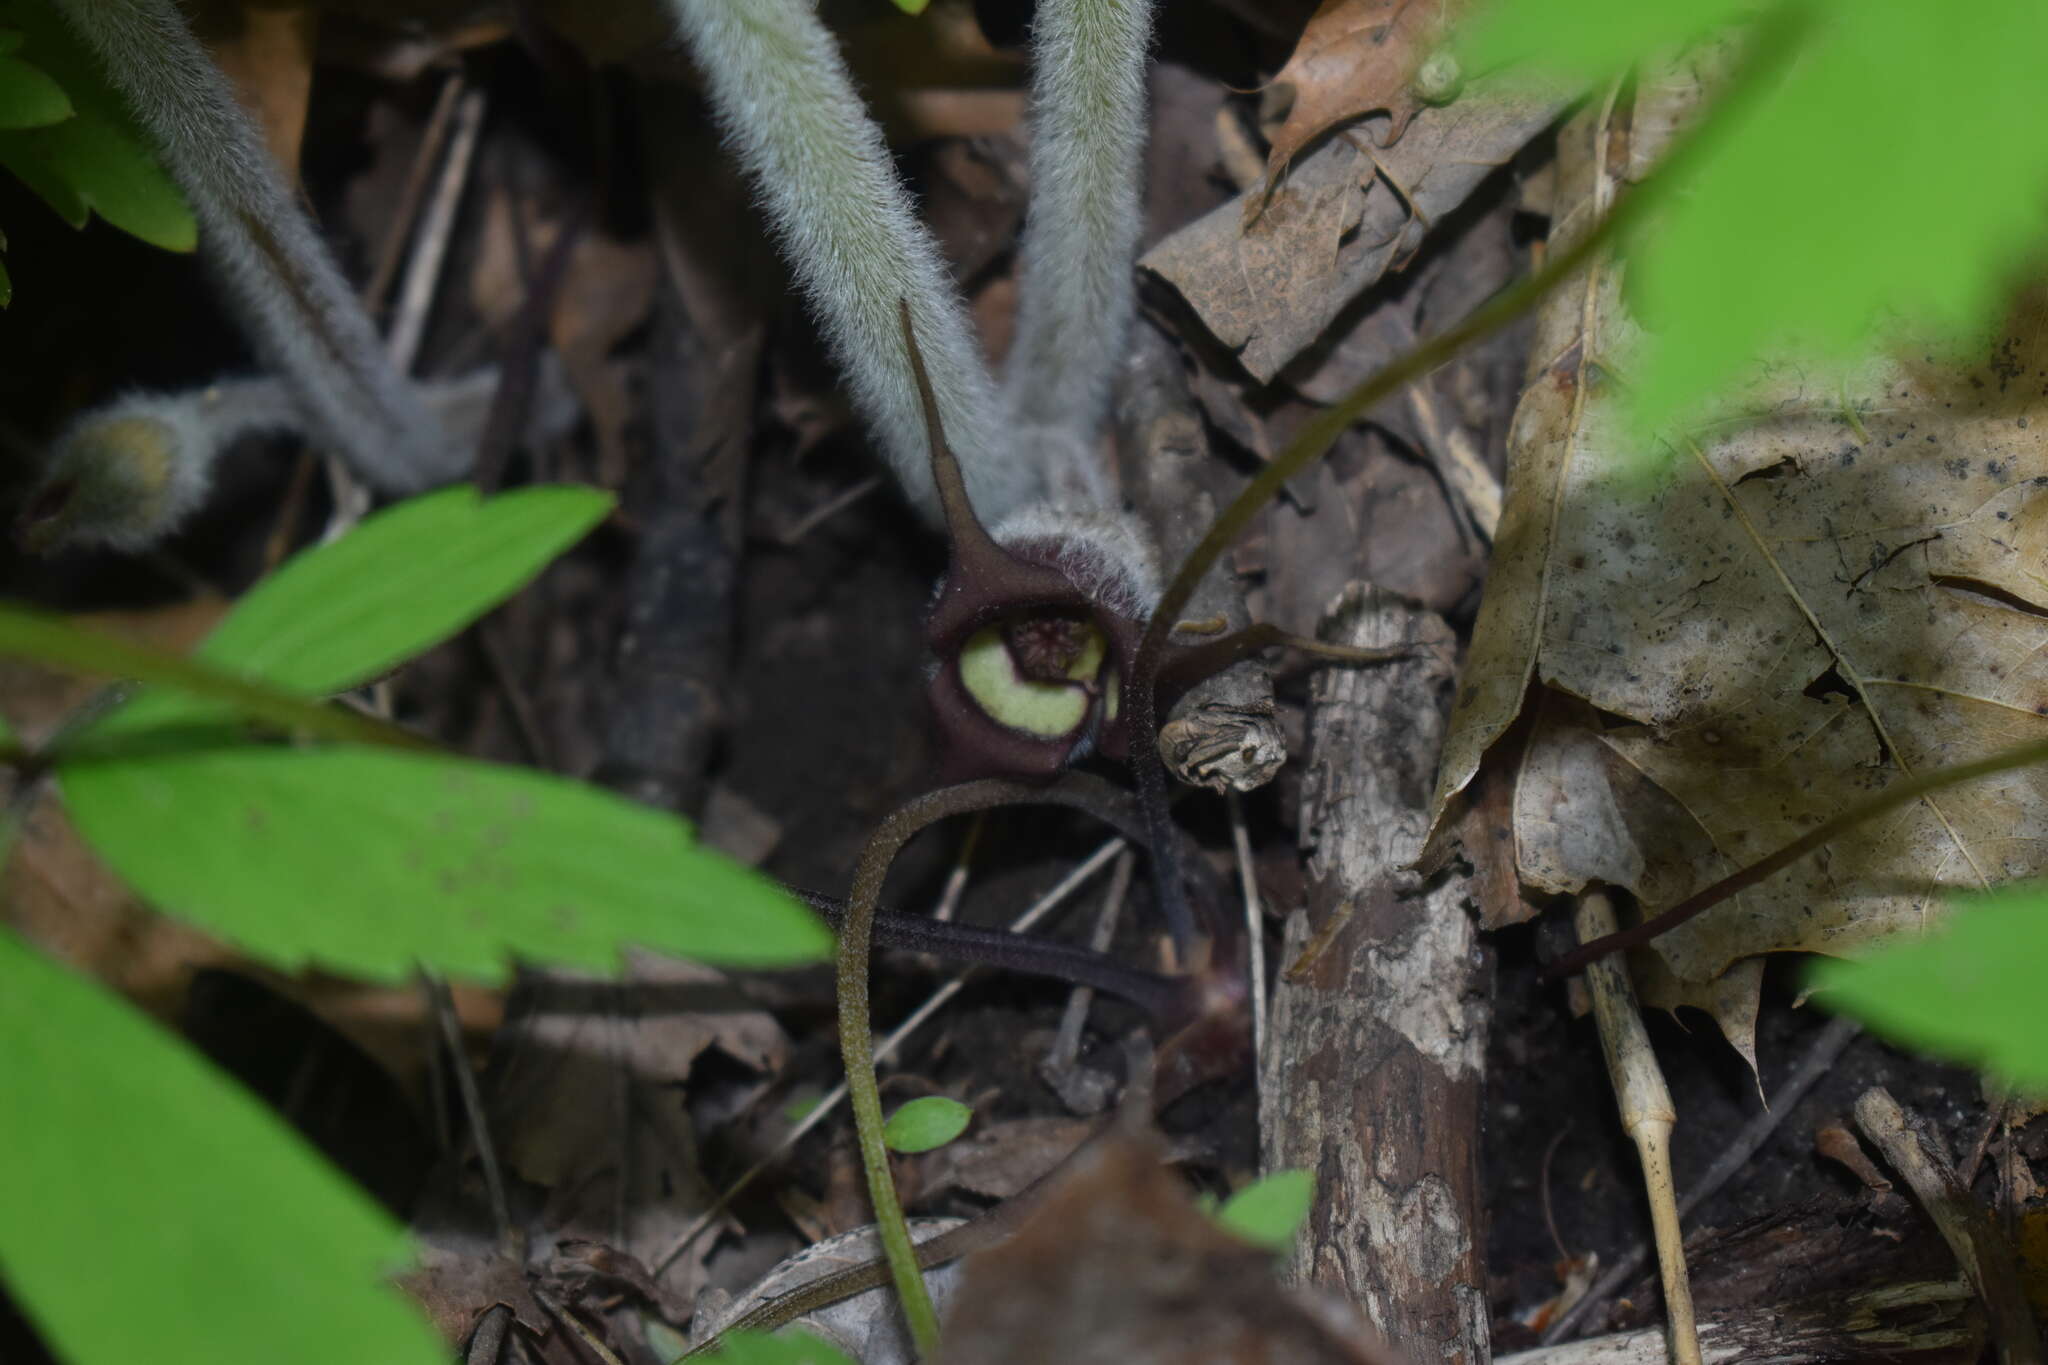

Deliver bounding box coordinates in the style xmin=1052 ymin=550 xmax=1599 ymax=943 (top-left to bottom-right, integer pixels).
xmin=836 ymin=772 xmax=1168 ymax=1355
xmin=1128 ymin=10 xmax=1807 ymax=951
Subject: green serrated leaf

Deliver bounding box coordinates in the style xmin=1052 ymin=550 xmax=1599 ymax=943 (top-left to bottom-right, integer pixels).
xmin=0 ymin=927 xmax=446 ymax=1365
xmin=1214 ymin=1168 xmax=1314 ymax=1251
xmin=58 ymin=744 xmax=831 ymax=983
xmin=881 ymin=1095 xmax=972 ymax=1153
xmin=1459 ymin=0 xmax=2048 ymax=436
xmin=690 ymin=1329 xmax=858 ymax=1365
xmin=0 ymin=0 xmax=193 ymax=250
xmin=0 ymin=53 xmax=72 ymax=128
xmin=1809 ymin=886 xmax=2048 ymax=1093
xmin=100 ymin=485 xmax=614 ymax=738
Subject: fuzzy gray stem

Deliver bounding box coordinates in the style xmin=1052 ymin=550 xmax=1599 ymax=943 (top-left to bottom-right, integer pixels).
xmin=1004 ymin=0 xmax=1152 ymax=508
xmin=663 ymin=0 xmax=1024 ymax=526
xmin=48 ymin=0 xmax=452 ymax=492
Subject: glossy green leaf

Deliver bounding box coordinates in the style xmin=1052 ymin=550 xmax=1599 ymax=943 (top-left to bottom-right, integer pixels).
xmin=0 ymin=928 xmax=445 ymax=1365
xmin=1809 ymin=886 xmax=2048 ymax=1092
xmin=59 ymin=743 xmax=830 ymax=982
xmin=102 ymin=485 xmax=613 ymax=737
xmin=690 ymin=1329 xmax=857 ymax=1365
xmin=1459 ymin=0 xmax=2048 ymax=436
xmin=0 ymin=0 xmax=193 ymax=250
xmin=0 ymin=52 xmax=72 ymax=128
xmin=881 ymin=1095 xmax=972 ymax=1153
xmin=1214 ymin=1168 xmax=1314 ymax=1251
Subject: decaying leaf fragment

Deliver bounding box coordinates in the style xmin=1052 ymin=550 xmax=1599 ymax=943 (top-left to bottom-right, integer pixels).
xmin=1257 ymin=0 xmax=1455 ymax=191
xmin=934 ymin=1130 xmax=1389 ymax=1365
xmin=1429 ymin=48 xmax=2048 ymax=1051
xmin=1144 ymin=77 xmax=1559 ymax=385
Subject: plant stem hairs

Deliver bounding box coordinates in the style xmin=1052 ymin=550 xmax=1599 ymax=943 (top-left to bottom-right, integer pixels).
xmin=46 ymin=0 xmax=453 ymax=495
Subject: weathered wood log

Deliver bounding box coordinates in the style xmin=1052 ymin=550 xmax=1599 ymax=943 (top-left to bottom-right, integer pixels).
xmin=1264 ymin=582 xmax=1489 ymax=1362
xmin=1119 ymin=321 xmax=1285 ymax=793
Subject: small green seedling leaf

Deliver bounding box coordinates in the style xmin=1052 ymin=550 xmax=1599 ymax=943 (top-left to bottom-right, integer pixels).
xmin=59 ymin=743 xmax=831 ymax=983
xmin=887 ymin=0 xmax=932 ymax=14
xmin=881 ymin=1095 xmax=972 ymax=1153
xmin=689 ymin=1329 xmax=857 ymax=1365
xmin=1459 ymin=0 xmax=2048 ymax=437
xmin=0 ymin=51 xmax=72 ymax=129
xmin=0 ymin=1 xmax=194 ymax=251
xmin=0 ymin=928 xmax=446 ymax=1365
xmin=103 ymin=485 xmax=613 ymax=738
xmin=1809 ymin=885 xmax=2048 ymax=1093
xmin=1214 ymin=1168 xmax=1314 ymax=1251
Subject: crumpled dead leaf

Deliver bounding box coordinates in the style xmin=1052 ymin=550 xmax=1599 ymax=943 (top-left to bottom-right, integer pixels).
xmin=1429 ymin=50 xmax=2048 ymax=1056
xmin=1144 ymin=78 xmax=1561 ymax=384
xmin=468 ymin=955 xmax=791 ymax=1315
xmin=934 ymin=1131 xmax=1389 ymax=1364
xmin=1257 ymin=0 xmax=1458 ymax=195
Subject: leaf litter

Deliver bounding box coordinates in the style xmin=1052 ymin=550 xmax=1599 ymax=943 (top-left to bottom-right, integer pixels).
xmin=1431 ymin=47 xmax=2048 ymax=1063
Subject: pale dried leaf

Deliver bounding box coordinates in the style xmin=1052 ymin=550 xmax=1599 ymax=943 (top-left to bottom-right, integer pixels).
xmin=1433 ymin=59 xmax=2048 ymax=1050
xmin=1143 ymin=80 xmax=1561 ymax=383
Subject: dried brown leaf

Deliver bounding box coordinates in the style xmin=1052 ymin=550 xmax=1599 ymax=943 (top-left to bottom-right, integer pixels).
xmin=934 ymin=1133 xmax=1390 ymax=1365
xmin=1259 ymin=0 xmax=1448 ymax=189
xmin=1144 ymin=80 xmax=1560 ymax=383
xmin=1431 ymin=55 xmax=2048 ymax=1053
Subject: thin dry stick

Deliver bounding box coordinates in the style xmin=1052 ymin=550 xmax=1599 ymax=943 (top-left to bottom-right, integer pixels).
xmin=930 ymin=811 xmax=983 ymax=924
xmin=1047 ymin=846 xmax=1138 ymax=1073
xmin=365 ymin=73 xmax=466 ymax=318
xmin=1542 ymin=1015 xmax=1863 ymax=1344
xmin=427 ymin=973 xmax=511 ymax=1246
xmin=532 ymin=1287 xmax=628 ymax=1365
xmin=386 ymin=87 xmax=488 ymax=374
xmin=1226 ymin=791 xmax=1266 ymax=1128
xmin=651 ymin=834 xmax=1127 ymax=1276
xmin=1577 ymin=891 xmax=1701 ymax=1365
xmin=1854 ymin=1086 xmax=2043 ymax=1365
xmin=1404 ymin=379 xmax=1501 ymax=540
xmin=327 ymin=85 xmax=488 ymax=541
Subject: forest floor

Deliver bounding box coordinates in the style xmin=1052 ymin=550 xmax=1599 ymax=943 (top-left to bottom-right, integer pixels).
xmin=0 ymin=2 xmax=2032 ymax=1362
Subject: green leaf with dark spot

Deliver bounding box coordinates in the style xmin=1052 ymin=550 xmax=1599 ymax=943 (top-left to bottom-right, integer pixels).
xmin=0 ymin=928 xmax=446 ymax=1365
xmin=881 ymin=1095 xmax=972 ymax=1153
xmin=102 ymin=485 xmax=613 ymax=737
xmin=1214 ymin=1169 xmax=1314 ymax=1251
xmin=58 ymin=744 xmax=831 ymax=982
xmin=0 ymin=52 xmax=72 ymax=128
xmin=1809 ymin=885 xmax=2048 ymax=1092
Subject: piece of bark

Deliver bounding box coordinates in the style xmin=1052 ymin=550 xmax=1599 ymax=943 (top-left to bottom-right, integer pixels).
xmin=1265 ymin=582 xmax=1487 ymax=1362
xmin=1854 ymin=1087 xmax=2044 ymax=1364
xmin=1119 ymin=320 xmax=1285 ymax=792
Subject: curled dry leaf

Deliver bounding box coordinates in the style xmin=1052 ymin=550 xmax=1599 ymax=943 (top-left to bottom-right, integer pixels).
xmin=1258 ymin=0 xmax=1457 ymax=192
xmin=1143 ymin=78 xmax=1560 ymax=384
xmin=1429 ymin=47 xmax=2048 ymax=1054
xmin=933 ymin=1132 xmax=1390 ymax=1365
